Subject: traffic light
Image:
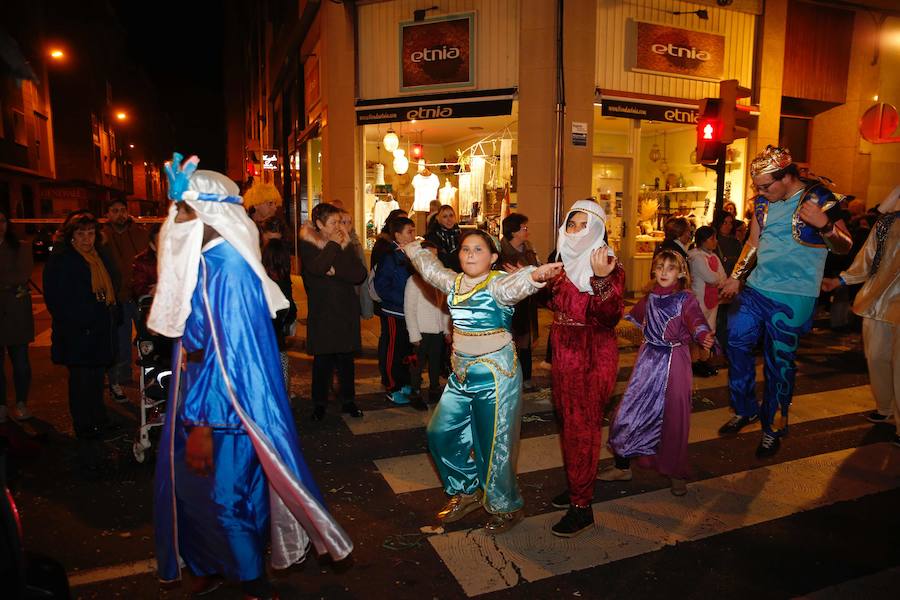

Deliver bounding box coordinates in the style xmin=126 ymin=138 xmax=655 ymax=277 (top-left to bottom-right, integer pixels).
xmin=696 ymin=98 xmax=723 ymax=165
xmin=719 ymin=79 xmax=752 ymax=144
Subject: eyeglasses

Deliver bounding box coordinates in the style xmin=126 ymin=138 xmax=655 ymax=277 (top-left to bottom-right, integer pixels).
xmin=753 ymin=180 xmax=778 ymax=193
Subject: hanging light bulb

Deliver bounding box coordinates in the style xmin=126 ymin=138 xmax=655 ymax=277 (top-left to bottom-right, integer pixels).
xmin=649 ymin=143 xmax=661 ymax=163
xmin=383 ymin=128 xmax=399 ymax=153
xmin=393 ymin=148 xmax=409 ymax=175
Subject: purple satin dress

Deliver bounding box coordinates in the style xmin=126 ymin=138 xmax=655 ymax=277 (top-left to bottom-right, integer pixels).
xmin=608 ymin=285 xmax=710 ymax=479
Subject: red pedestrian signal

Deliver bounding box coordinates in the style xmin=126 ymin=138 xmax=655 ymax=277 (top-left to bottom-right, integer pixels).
xmin=696 ymin=99 xmax=723 ymax=165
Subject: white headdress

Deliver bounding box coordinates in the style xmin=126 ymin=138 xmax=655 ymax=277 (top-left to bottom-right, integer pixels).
xmin=556 ymin=199 xmax=612 ymax=293
xmin=148 ymin=154 xmax=288 ymax=337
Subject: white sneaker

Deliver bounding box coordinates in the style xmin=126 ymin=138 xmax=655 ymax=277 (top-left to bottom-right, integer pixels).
xmin=15 ymin=402 xmax=32 ymax=420
xmin=0 ymin=405 xmax=7 ymax=424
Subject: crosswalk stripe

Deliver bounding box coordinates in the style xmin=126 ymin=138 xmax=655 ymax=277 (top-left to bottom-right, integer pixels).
xmin=340 ymin=362 xmax=767 ymax=436
xmin=32 ymin=327 xmax=52 ymax=348
xmin=427 ymin=443 xmax=900 ymax=597
xmin=373 ymin=385 xmax=874 ymax=494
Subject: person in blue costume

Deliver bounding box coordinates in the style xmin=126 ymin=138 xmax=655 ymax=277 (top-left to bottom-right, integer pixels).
xmin=719 ymin=146 xmax=852 ymax=458
xmin=149 ymin=154 xmax=352 ymax=598
xmin=403 ymin=230 xmax=563 ymax=533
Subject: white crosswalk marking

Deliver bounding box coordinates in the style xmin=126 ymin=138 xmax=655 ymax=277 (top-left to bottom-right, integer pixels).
xmin=428 ymin=444 xmax=900 ymax=596
xmin=373 ymin=385 xmax=874 ymax=494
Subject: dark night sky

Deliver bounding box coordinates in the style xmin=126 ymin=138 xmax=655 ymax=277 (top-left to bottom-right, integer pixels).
xmin=111 ymin=0 xmax=227 ymax=172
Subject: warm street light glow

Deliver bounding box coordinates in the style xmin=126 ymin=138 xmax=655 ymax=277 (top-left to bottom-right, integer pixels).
xmin=116 ymin=111 xmax=128 ymax=121
xmin=129 ymin=144 xmax=135 ymax=148
xmin=49 ymin=49 xmax=65 ymax=59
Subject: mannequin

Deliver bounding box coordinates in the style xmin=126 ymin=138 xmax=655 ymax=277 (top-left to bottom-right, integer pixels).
xmin=438 ymin=178 xmax=457 ymax=206
xmin=412 ymin=166 xmax=440 ymax=212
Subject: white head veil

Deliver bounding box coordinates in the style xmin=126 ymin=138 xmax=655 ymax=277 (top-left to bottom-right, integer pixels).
xmin=556 ymin=199 xmax=612 ymax=293
xmin=878 ymin=184 xmax=900 ymax=214
xmin=148 ymin=167 xmax=288 ymax=337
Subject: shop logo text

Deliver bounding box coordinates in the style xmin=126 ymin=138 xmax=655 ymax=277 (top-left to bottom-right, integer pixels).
xmin=410 ymin=45 xmax=462 ymax=63
xmin=651 ymin=43 xmax=711 ymax=61
xmin=406 ymin=106 xmax=454 ymax=120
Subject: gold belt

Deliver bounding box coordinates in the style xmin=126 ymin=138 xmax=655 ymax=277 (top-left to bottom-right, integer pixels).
xmin=454 ymin=327 xmax=507 ymax=337
xmin=451 ymin=346 xmax=518 ymax=383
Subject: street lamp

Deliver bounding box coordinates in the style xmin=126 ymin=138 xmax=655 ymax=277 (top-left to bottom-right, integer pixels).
xmin=49 ymin=49 xmax=65 ymax=60
xmin=115 ymin=111 xmax=128 ymax=121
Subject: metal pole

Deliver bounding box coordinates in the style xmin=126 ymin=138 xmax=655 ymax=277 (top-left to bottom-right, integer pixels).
xmin=714 ymin=146 xmax=727 ymax=217
xmin=552 ymin=0 xmax=565 ymax=250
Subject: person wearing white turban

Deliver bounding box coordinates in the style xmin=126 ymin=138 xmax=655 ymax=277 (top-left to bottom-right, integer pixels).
xmin=546 ymin=199 xmax=625 ymax=537
xmin=151 ymin=154 xmax=351 ymax=597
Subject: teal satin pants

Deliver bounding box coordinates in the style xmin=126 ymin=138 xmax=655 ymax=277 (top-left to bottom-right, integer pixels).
xmin=426 ymin=343 xmax=524 ymax=514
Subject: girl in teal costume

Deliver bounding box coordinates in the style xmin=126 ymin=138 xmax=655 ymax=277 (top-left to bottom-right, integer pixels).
xmin=404 ymin=231 xmax=562 ymax=532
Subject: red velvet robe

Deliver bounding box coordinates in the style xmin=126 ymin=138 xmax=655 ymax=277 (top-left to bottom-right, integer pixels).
xmin=549 ymin=267 xmax=625 ymax=507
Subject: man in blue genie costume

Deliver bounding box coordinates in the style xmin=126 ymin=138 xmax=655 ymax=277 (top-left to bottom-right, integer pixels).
xmin=149 ymin=153 xmax=352 ymax=598
xmin=718 ymin=145 xmax=852 ymax=458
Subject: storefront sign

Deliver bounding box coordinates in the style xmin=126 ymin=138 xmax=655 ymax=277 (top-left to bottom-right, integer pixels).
xmin=356 ymin=98 xmax=512 ymax=125
xmin=262 ymin=150 xmax=279 ymax=171
xmin=630 ymin=21 xmax=724 ymax=81
xmin=571 ymin=122 xmax=588 ymax=147
xmin=601 ymin=98 xmax=699 ymax=124
xmin=400 ymin=14 xmax=474 ymax=91
xmin=42 ymin=186 xmax=89 ymax=201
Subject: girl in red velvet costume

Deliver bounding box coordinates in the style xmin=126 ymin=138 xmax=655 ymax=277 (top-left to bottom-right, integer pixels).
xmin=547 ymin=199 xmax=625 ymax=538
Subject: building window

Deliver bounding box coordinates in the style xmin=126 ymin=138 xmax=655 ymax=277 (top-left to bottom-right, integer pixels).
xmin=12 ymin=110 xmax=27 ymax=146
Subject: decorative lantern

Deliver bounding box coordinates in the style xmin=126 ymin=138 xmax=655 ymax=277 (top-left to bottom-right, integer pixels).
xmin=392 ymin=148 xmax=409 ymax=175
xmin=410 ymin=143 xmax=424 ymax=161
xmin=649 ymin=143 xmax=661 ymax=163
xmin=383 ymin=129 xmax=399 ymax=153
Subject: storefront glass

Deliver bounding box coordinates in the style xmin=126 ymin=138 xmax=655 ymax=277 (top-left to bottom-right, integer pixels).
xmin=360 ymin=105 xmax=519 ymax=250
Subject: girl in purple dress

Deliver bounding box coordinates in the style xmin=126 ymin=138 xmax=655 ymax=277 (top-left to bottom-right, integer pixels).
xmin=601 ymin=250 xmax=714 ymax=496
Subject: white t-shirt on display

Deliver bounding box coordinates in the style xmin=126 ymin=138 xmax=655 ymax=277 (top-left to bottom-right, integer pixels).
xmin=412 ymin=172 xmax=440 ymax=211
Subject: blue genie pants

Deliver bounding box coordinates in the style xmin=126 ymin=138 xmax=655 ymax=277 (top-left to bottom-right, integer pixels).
xmin=427 ymin=344 xmax=524 ymax=514
xmin=726 ymin=286 xmax=814 ymax=437
xmin=173 ymin=427 xmax=269 ymax=582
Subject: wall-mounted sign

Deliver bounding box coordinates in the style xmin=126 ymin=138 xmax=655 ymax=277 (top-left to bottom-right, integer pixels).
xmin=400 ymin=14 xmax=474 ymax=92
xmin=262 ymin=150 xmax=279 ymax=171
xmin=571 ymin=122 xmax=588 ymax=147
xmin=628 ymin=21 xmax=724 ymax=81
xmin=601 ymin=98 xmax=699 ymax=124
xmin=356 ymin=97 xmax=512 ymax=125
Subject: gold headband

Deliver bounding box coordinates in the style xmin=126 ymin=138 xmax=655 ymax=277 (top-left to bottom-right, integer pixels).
xmin=750 ymin=145 xmax=792 ymax=178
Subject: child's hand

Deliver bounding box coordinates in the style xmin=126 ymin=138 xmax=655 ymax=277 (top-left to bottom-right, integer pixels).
xmin=532 ymin=262 xmax=563 ymax=283
xmin=820 ymin=277 xmax=841 ymax=292
xmin=700 ymin=333 xmax=714 ymax=350
xmin=591 ymin=248 xmax=616 ymax=277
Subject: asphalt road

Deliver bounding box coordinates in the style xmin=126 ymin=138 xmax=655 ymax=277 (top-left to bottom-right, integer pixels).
xmin=4 ymin=272 xmax=899 ymax=599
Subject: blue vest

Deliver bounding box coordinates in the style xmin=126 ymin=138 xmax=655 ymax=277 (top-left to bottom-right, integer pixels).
xmin=447 ymin=271 xmax=514 ymax=334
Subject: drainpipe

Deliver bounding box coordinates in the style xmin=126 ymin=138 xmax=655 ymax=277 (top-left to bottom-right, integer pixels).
xmin=552 ymin=0 xmax=565 ymax=250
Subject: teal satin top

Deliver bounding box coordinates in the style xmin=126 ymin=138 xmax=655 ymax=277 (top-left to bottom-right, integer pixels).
xmin=447 ymin=271 xmax=515 ymax=334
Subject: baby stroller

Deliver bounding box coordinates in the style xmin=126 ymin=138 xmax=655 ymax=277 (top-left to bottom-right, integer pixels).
xmin=132 ymin=295 xmax=173 ymax=464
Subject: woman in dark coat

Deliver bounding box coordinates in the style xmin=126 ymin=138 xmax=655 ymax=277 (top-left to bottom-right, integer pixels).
xmin=0 ymin=210 xmax=34 ymax=422
xmin=424 ymin=205 xmax=462 ymax=272
xmin=500 ymin=213 xmax=541 ymax=389
xmin=300 ymin=203 xmax=367 ymax=421
xmin=43 ymin=212 xmax=121 ymax=439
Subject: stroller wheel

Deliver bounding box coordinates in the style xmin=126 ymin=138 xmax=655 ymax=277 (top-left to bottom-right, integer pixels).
xmin=133 ymin=441 xmax=147 ymax=464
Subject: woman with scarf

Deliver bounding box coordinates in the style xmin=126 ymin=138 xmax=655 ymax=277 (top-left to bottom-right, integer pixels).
xmin=425 ymin=205 xmax=462 ymax=272
xmin=44 ymin=212 xmax=121 ymax=439
xmin=546 ymin=199 xmax=625 ymax=538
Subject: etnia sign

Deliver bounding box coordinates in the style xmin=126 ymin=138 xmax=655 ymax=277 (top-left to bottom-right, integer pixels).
xmin=632 ymin=21 xmax=725 ymax=80
xmin=400 ymin=14 xmax=474 ymax=91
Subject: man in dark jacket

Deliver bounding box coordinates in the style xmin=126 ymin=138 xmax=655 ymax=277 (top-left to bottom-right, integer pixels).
xmin=103 ymin=198 xmax=150 ymax=401
xmin=299 ymin=203 xmax=368 ymax=420
xmin=374 ymin=217 xmax=416 ymax=405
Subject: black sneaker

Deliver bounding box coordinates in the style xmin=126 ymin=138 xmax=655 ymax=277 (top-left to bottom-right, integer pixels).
xmin=310 ymin=406 xmax=326 ymax=421
xmin=341 ymin=403 xmax=364 ymax=418
xmin=550 ymin=490 xmax=570 ymax=509
xmin=866 ymin=411 xmax=892 ymax=424
xmin=551 ymin=505 xmax=594 ymax=538
xmin=755 ymin=432 xmax=781 ymax=458
xmin=718 ymin=414 xmax=760 ymax=435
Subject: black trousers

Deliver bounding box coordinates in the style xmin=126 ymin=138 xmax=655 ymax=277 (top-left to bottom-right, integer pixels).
xmin=378 ymin=315 xmax=411 ymax=392
xmin=67 ymin=365 xmax=108 ymax=437
xmin=312 ymin=352 xmax=355 ymax=409
xmin=0 ymin=344 xmax=31 ymax=405
xmin=410 ymin=333 xmax=445 ymax=392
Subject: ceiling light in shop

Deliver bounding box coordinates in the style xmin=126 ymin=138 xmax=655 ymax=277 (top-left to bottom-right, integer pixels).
xmin=649 ymin=143 xmax=661 ymax=163
xmin=383 ymin=129 xmax=399 ymax=153
xmin=393 ymin=148 xmax=409 ymax=175
xmin=410 ymin=143 xmax=424 ymax=160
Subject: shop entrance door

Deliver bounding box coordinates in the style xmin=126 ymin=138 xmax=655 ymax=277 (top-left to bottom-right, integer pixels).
xmin=591 ymin=156 xmax=638 ymax=292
